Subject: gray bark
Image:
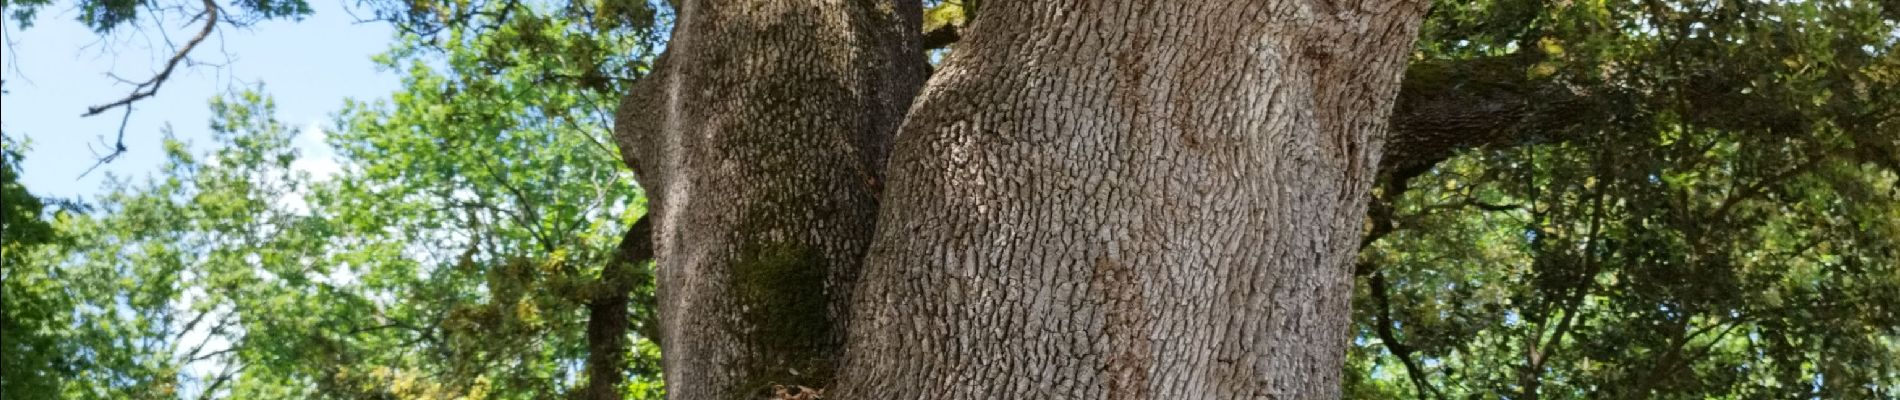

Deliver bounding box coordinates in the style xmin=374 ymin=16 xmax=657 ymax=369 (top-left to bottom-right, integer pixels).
xmin=835 ymin=1 xmax=1428 ymax=398
xmin=614 ymin=0 xmax=1437 ymax=397
xmin=611 ymin=0 xmax=927 ymax=398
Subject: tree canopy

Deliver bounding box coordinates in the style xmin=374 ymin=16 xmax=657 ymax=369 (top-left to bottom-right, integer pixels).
xmin=2 ymin=0 xmax=1896 ymax=398
xmin=1347 ymin=0 xmax=1900 ymax=397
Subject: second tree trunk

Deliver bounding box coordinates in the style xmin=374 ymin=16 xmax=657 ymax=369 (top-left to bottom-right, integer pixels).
xmin=836 ymin=1 xmax=1428 ymax=397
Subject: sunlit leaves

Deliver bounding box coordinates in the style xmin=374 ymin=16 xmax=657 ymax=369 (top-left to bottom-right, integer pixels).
xmin=1 ymin=138 xmax=82 ymax=400
xmin=286 ymin=6 xmax=654 ymax=397
xmin=1348 ymin=0 xmax=1900 ymax=397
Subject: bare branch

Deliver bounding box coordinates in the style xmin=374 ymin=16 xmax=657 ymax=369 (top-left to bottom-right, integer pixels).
xmin=1367 ymin=269 xmax=1445 ymax=399
xmin=76 ymin=106 xmax=136 ymax=178
xmin=188 ymin=346 xmax=240 ymax=363
xmin=76 ymin=0 xmax=218 ymax=167
xmin=194 ymin=359 xmax=246 ymax=400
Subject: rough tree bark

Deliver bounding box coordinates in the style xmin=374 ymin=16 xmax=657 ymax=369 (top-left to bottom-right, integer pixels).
xmin=615 ymin=0 xmax=1439 ymax=398
xmin=835 ymin=1 xmax=1429 ymax=398
xmin=611 ymin=0 xmax=928 ymax=398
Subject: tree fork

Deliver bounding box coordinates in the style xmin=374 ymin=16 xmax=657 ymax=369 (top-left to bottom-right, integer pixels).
xmin=611 ymin=1 xmax=1618 ymax=398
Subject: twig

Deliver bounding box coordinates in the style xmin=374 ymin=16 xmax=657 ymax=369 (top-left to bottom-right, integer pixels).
xmin=1708 ymin=156 xmax=1821 ymax=222
xmin=194 ymin=359 xmax=246 ymax=400
xmin=1520 ymin=145 xmax=1615 ymax=399
xmin=77 ymin=106 xmax=136 ymax=178
xmin=78 ymin=0 xmax=219 ymax=166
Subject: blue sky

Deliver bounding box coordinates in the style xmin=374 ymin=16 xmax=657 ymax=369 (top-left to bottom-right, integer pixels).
xmin=3 ymin=0 xmax=398 ymax=200
xmin=2 ymin=2 xmax=405 ymax=394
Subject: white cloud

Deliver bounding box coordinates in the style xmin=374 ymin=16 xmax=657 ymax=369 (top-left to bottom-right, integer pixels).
xmin=290 ymin=120 xmax=341 ymax=180
xmin=282 ymin=121 xmax=341 ymax=215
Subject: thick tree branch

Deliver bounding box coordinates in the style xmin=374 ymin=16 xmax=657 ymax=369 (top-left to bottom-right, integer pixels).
xmin=1367 ymin=269 xmax=1444 ymax=399
xmin=580 ymin=216 xmax=655 ymax=400
xmin=921 ymin=24 xmax=959 ymax=51
xmin=1380 ymin=56 xmax=1592 ymax=178
xmin=1356 ymin=57 xmax=1598 ymax=398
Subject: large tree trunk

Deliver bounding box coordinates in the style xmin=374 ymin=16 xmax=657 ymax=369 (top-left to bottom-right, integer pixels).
xmin=617 ymin=0 xmax=1435 ymax=397
xmin=834 ymin=1 xmax=1428 ymax=397
xmin=611 ymin=0 xmax=927 ymax=398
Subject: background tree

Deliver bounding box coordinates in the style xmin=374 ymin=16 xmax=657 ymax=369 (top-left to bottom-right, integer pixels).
xmin=1346 ymin=0 xmax=1900 ymax=398
xmin=1 ymin=137 xmax=81 ymax=399
xmin=0 ymin=15 xmax=661 ymax=396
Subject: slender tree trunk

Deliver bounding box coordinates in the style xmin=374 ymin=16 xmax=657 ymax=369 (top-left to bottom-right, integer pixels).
xmin=580 ymin=218 xmax=654 ymax=400
xmin=611 ymin=0 xmax=927 ymax=398
xmin=835 ymin=1 xmax=1428 ymax=397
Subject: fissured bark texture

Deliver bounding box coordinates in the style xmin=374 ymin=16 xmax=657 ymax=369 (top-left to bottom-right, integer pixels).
xmin=611 ymin=0 xmax=926 ymax=398
xmin=835 ymin=1 xmax=1428 ymax=398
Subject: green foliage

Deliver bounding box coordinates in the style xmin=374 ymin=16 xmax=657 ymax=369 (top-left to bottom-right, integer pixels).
xmin=1347 ymin=0 xmax=1900 ymax=398
xmin=12 ymin=3 xmax=659 ymax=393
xmin=287 ymin=20 xmax=663 ymax=388
xmin=1 ymin=138 xmax=79 ymax=400
xmin=921 ymin=0 xmax=967 ymax=33
xmin=363 ymin=0 xmax=664 ymax=90
xmin=26 ymin=90 xmax=332 ymax=399
xmin=1 ymin=0 xmax=54 ymax=28
xmin=2 ymin=0 xmax=311 ymax=32
xmin=300 ymin=8 xmax=656 ymax=395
